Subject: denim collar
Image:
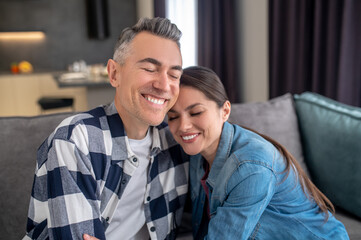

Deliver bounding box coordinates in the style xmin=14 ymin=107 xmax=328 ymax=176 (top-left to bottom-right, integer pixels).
xmin=206 ymin=121 xmax=234 ymax=189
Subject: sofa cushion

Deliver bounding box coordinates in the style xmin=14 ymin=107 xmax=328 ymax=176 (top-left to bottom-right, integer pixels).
xmin=0 ymin=112 xmax=74 ymax=239
xmin=228 ymin=93 xmax=307 ymax=174
xmin=294 ymin=92 xmax=361 ymax=218
xmin=335 ymin=208 xmax=361 ymax=240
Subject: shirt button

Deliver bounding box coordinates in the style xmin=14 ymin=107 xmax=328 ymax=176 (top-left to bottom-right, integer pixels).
xmin=106 ymin=217 xmax=110 ymax=222
xmin=147 ymin=196 xmax=151 ymax=201
xmin=122 ymin=179 xmax=127 ymax=184
xmin=132 ymin=157 xmax=138 ymax=162
xmin=150 ymin=226 xmax=156 ymax=232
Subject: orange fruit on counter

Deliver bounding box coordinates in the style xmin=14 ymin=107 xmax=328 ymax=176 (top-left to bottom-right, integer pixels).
xmin=18 ymin=61 xmax=33 ymax=73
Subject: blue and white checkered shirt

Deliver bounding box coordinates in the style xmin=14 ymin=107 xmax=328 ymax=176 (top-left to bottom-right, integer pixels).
xmin=24 ymin=102 xmax=189 ymax=240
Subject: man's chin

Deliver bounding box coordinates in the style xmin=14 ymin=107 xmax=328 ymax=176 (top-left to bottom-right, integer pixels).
xmin=140 ymin=107 xmax=168 ymax=126
xmin=143 ymin=114 xmax=166 ymax=126
xmin=148 ymin=119 xmax=165 ymax=126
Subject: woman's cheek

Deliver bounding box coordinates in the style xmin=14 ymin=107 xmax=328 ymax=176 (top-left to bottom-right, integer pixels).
xmin=168 ymin=121 xmax=176 ymax=135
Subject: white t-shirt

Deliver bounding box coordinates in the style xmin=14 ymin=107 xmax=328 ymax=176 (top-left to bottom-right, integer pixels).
xmin=105 ymin=130 xmax=152 ymax=240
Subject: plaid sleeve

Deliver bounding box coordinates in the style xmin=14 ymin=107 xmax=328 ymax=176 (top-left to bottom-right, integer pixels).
xmin=25 ymin=135 xmax=106 ymax=240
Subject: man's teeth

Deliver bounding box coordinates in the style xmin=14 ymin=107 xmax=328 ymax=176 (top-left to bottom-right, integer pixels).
xmin=182 ymin=134 xmax=198 ymax=140
xmin=146 ymin=96 xmax=165 ymax=105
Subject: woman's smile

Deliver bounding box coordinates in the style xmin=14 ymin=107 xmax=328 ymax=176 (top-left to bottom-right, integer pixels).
xmin=181 ymin=133 xmax=199 ymax=142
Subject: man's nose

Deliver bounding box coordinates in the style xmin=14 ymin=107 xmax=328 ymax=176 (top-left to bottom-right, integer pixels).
xmin=153 ymin=71 xmax=171 ymax=91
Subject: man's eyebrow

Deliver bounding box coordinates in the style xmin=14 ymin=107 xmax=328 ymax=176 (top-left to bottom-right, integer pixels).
xmin=138 ymin=58 xmax=161 ymax=66
xmin=171 ymin=65 xmax=183 ymax=71
xmin=138 ymin=58 xmax=182 ymax=71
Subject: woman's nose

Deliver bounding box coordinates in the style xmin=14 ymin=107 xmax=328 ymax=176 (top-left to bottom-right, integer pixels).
xmin=179 ymin=116 xmax=192 ymax=131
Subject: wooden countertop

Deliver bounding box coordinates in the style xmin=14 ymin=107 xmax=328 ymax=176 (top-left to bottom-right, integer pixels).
xmin=53 ymin=72 xmax=110 ymax=88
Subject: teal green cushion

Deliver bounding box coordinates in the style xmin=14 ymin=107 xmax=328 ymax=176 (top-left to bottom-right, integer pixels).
xmin=294 ymin=92 xmax=361 ymax=218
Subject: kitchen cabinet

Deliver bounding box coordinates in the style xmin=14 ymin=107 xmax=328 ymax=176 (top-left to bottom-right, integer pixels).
xmin=0 ymin=73 xmax=88 ymax=116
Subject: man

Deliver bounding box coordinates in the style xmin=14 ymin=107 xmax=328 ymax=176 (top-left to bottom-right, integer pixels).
xmin=24 ymin=17 xmax=189 ymax=240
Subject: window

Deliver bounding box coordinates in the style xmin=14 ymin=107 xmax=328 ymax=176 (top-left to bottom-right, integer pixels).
xmin=166 ymin=0 xmax=197 ymax=68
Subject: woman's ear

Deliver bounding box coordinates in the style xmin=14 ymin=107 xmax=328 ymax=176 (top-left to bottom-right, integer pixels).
xmin=222 ymin=101 xmax=231 ymax=122
xmin=107 ymin=59 xmax=119 ymax=87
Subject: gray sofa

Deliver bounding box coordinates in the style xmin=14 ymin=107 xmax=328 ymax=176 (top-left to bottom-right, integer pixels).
xmin=1 ymin=92 xmax=360 ymax=239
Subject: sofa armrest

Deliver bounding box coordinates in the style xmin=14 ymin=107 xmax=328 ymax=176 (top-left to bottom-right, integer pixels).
xmin=295 ymin=92 xmax=361 ymax=219
xmin=0 ymin=112 xmax=75 ymax=239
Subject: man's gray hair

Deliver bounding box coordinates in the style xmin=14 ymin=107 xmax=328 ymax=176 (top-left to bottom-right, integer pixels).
xmin=113 ymin=17 xmax=182 ymax=64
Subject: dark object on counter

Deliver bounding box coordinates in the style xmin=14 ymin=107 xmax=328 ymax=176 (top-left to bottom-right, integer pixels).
xmin=85 ymin=0 xmax=109 ymax=39
xmin=38 ymin=97 xmax=74 ymax=111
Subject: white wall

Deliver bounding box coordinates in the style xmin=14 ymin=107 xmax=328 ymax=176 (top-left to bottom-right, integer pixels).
xmin=236 ymin=0 xmax=269 ymax=103
xmin=136 ymin=0 xmax=154 ymax=19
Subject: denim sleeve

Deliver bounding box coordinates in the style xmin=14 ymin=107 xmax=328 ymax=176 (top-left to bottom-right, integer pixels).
xmin=25 ymin=138 xmax=106 ymax=240
xmin=205 ymin=163 xmax=276 ymax=240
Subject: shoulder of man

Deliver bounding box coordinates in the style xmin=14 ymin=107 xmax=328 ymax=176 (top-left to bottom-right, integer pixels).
xmin=37 ymin=104 xmax=113 ymax=157
xmin=53 ymin=106 xmax=108 ymax=139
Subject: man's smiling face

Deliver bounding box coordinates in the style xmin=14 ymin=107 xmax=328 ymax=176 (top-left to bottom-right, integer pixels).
xmin=109 ymin=31 xmax=182 ymax=138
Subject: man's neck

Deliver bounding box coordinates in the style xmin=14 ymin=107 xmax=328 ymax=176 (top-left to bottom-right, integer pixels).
xmin=125 ymin=125 xmax=149 ymax=140
xmin=115 ymin=111 xmax=150 ymax=140
xmin=120 ymin=114 xmax=149 ymax=139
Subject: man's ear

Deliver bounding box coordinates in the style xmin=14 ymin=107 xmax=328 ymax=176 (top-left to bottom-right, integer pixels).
xmin=107 ymin=59 xmax=119 ymax=87
xmin=222 ymin=101 xmax=231 ymax=122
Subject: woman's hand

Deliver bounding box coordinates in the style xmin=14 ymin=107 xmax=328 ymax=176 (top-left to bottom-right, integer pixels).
xmin=83 ymin=234 xmax=99 ymax=240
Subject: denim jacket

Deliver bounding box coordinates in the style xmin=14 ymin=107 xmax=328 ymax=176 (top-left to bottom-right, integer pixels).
xmin=189 ymin=122 xmax=349 ymax=240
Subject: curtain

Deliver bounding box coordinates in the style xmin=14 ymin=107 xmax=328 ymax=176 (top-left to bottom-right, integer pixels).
xmin=269 ymin=0 xmax=361 ymax=107
xmin=154 ymin=0 xmax=166 ymax=18
xmin=197 ymin=0 xmax=239 ymax=102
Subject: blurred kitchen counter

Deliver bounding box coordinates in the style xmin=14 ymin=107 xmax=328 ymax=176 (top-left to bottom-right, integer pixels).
xmin=53 ymin=72 xmax=109 ymax=87
xmin=0 ymin=72 xmax=114 ymax=116
xmin=53 ymin=71 xmax=114 ymax=109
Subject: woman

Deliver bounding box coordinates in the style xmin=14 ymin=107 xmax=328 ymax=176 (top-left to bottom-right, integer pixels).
xmin=167 ymin=66 xmax=349 ymax=239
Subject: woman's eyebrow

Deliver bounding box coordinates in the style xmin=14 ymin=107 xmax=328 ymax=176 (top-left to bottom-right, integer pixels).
xmin=185 ymin=103 xmax=202 ymax=111
xmin=169 ymin=103 xmax=202 ymax=113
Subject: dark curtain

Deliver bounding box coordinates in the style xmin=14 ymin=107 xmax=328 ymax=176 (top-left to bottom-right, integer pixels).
xmin=154 ymin=0 xmax=166 ymax=18
xmin=269 ymin=0 xmax=361 ymax=107
xmin=197 ymin=0 xmax=239 ymax=103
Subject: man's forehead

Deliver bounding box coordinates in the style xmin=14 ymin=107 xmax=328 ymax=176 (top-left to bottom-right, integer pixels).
xmin=132 ymin=31 xmax=172 ymax=44
xmin=127 ymin=32 xmax=182 ymax=65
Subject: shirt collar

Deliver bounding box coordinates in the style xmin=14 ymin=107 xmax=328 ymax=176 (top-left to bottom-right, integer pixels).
xmin=205 ymin=121 xmax=234 ymax=188
xmin=107 ymin=101 xmax=172 ymax=163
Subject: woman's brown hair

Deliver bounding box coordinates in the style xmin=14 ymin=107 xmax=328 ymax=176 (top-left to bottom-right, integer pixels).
xmin=180 ymin=66 xmax=335 ymax=220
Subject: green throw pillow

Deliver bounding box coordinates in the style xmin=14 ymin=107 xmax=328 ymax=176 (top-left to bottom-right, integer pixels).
xmin=294 ymin=92 xmax=361 ymax=218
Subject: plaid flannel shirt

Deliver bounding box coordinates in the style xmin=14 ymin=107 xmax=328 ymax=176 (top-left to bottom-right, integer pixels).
xmin=24 ymin=102 xmax=189 ymax=240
